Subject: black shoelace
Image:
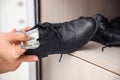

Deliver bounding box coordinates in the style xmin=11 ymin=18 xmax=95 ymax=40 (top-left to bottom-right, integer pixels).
xmin=102 ymin=42 xmax=120 ymax=51
xmin=101 ymin=29 xmax=120 ymax=51
xmin=101 ymin=31 xmax=112 ymax=51
xmin=45 ymin=23 xmax=64 ymax=62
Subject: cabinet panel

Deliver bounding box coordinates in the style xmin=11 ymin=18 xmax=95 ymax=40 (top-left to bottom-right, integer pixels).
xmin=42 ymin=54 xmax=120 ymax=80
xmin=40 ymin=0 xmax=120 ymax=80
xmin=41 ymin=0 xmax=120 ymax=22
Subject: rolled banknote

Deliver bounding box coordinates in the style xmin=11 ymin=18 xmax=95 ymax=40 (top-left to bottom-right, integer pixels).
xmin=17 ymin=28 xmax=40 ymax=49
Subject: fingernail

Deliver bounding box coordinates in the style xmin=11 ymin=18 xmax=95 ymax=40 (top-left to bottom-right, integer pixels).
xmin=33 ymin=56 xmax=38 ymax=61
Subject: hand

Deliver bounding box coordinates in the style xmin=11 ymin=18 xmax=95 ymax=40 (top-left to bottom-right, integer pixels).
xmin=0 ymin=27 xmax=38 ymax=73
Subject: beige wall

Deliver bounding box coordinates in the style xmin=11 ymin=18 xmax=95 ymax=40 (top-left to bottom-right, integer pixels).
xmin=41 ymin=0 xmax=120 ymax=23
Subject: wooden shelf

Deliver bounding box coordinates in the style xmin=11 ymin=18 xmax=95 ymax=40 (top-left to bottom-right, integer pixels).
xmin=71 ymin=41 xmax=120 ymax=76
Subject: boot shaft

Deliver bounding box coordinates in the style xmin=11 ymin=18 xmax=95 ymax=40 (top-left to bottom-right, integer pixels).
xmin=91 ymin=14 xmax=120 ymax=47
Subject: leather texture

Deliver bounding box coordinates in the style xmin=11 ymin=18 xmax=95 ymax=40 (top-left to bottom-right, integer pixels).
xmin=110 ymin=16 xmax=120 ymax=32
xmin=91 ymin=14 xmax=120 ymax=47
xmin=25 ymin=17 xmax=97 ymax=58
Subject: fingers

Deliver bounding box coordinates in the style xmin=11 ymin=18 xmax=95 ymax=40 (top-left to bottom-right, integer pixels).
xmin=7 ymin=33 xmax=29 ymax=42
xmin=10 ymin=28 xmax=16 ymax=33
xmin=18 ymin=55 xmax=39 ymax=62
xmin=11 ymin=26 xmax=32 ymax=33
xmin=21 ymin=26 xmax=32 ymax=32
xmin=15 ymin=44 xmax=26 ymax=56
xmin=9 ymin=26 xmax=32 ymax=41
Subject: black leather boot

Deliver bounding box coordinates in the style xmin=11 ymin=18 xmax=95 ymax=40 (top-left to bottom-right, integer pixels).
xmin=25 ymin=17 xmax=97 ymax=58
xmin=91 ymin=14 xmax=120 ymax=50
xmin=110 ymin=16 xmax=120 ymax=32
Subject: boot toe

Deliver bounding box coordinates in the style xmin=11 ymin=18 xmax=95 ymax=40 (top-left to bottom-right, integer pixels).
xmin=61 ymin=17 xmax=97 ymax=53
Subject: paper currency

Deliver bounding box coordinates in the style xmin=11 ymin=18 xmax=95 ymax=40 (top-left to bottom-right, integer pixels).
xmin=17 ymin=28 xmax=40 ymax=49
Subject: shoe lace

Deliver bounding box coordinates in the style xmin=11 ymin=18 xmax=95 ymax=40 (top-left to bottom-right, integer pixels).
xmin=43 ymin=23 xmax=64 ymax=62
xmin=101 ymin=28 xmax=120 ymax=51
xmin=102 ymin=42 xmax=120 ymax=51
xmin=102 ymin=44 xmax=111 ymax=52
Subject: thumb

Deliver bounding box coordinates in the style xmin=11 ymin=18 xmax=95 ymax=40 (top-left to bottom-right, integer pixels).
xmin=18 ymin=55 xmax=39 ymax=62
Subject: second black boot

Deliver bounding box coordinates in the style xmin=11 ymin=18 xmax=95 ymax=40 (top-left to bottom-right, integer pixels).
xmin=91 ymin=14 xmax=120 ymax=49
xmin=110 ymin=16 xmax=120 ymax=32
xmin=24 ymin=17 xmax=97 ymax=58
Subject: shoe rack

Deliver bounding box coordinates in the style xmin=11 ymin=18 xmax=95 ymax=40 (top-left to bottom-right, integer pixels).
xmin=39 ymin=0 xmax=120 ymax=80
